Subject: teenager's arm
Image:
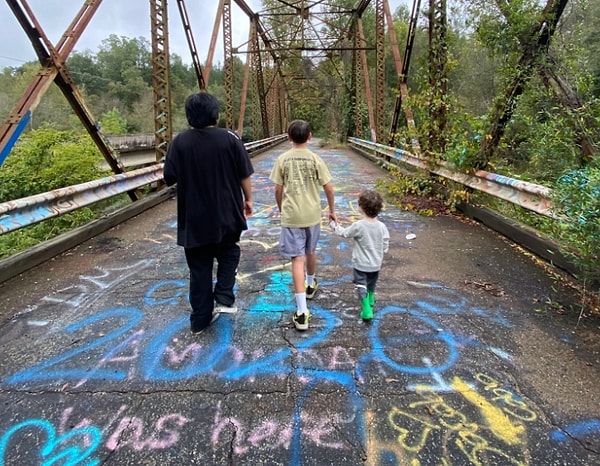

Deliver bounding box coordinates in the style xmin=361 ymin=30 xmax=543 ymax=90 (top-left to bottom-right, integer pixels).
xmin=323 ymin=182 xmax=338 ymax=223
xmin=274 ymin=184 xmax=283 ymax=212
xmin=241 ymin=176 xmax=253 ymax=218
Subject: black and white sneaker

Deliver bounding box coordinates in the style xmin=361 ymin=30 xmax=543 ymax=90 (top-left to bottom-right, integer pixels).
xmin=293 ymin=310 xmax=310 ymax=331
xmin=305 ymin=280 xmax=318 ymax=300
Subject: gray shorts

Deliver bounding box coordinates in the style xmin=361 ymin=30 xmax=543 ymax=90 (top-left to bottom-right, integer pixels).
xmin=279 ymin=224 xmax=321 ymax=258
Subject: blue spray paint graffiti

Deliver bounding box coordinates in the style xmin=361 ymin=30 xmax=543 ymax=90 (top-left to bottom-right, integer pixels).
xmin=551 ymin=420 xmax=600 ymax=443
xmin=362 ymin=306 xmax=460 ymax=376
xmin=6 ymin=308 xmax=143 ymax=384
xmin=2 ymin=241 xmax=551 ymax=466
xmin=0 ymin=419 xmax=102 ymax=466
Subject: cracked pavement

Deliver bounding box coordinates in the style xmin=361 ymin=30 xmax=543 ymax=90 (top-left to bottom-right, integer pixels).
xmin=0 ymin=140 xmax=599 ymax=465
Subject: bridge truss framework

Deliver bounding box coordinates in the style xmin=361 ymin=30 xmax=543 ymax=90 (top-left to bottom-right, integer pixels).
xmin=0 ymin=0 xmax=445 ymax=177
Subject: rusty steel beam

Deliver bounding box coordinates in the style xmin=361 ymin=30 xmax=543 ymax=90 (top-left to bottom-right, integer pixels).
xmin=234 ymin=45 xmax=375 ymax=53
xmin=237 ymin=24 xmax=254 ymax=137
xmin=150 ymin=0 xmax=173 ymax=165
xmin=352 ymin=17 xmax=363 ymax=139
xmin=250 ymin=18 xmax=269 ymax=139
xmin=223 ymin=0 xmax=234 ymax=130
xmin=375 ymin=0 xmax=385 ymax=143
xmin=384 ymin=0 xmax=402 ymax=76
xmin=267 ymin=68 xmax=275 ymax=136
xmin=402 ymin=0 xmax=420 ymax=78
xmin=249 ymin=22 xmax=262 ymax=139
xmin=233 ymin=0 xmax=282 ymax=64
xmin=205 ymin=0 xmax=225 ymax=85
xmin=232 ymin=0 xmax=254 ymax=18
xmin=230 ymin=0 xmax=297 ymax=137
xmin=356 ymin=0 xmax=373 ymax=16
xmin=388 ymin=0 xmax=421 ymax=154
xmin=428 ymin=0 xmax=448 ymax=155
xmin=176 ymin=0 xmax=206 ymax=90
xmin=357 ymin=18 xmax=376 ymax=141
xmin=275 ymin=72 xmax=285 ymax=134
xmin=7 ymin=0 xmax=99 ymax=65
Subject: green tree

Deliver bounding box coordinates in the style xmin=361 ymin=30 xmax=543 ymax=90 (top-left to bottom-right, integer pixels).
xmin=0 ymin=127 xmax=105 ymax=202
xmin=551 ymin=162 xmax=600 ymax=290
xmin=99 ymin=107 xmax=128 ymax=134
xmin=67 ymin=51 xmax=105 ymax=96
xmin=0 ymin=63 xmax=76 ymax=132
xmin=96 ymin=35 xmax=152 ymax=109
xmin=0 ymin=126 xmax=114 ymax=258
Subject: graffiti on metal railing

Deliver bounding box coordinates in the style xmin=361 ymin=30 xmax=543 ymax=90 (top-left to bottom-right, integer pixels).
xmin=348 ymin=138 xmax=555 ymax=218
xmin=0 ymin=165 xmax=165 ymax=235
xmin=0 ymin=135 xmax=287 ymax=236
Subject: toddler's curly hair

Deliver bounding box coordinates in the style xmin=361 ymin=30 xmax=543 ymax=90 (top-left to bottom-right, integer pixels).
xmin=358 ymin=190 xmax=384 ymax=218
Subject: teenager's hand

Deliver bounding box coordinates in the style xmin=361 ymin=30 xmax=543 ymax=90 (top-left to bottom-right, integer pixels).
xmin=244 ymin=201 xmax=253 ymax=219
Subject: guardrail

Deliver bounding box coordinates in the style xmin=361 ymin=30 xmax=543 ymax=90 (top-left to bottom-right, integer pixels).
xmin=0 ymin=134 xmax=287 ymax=235
xmin=347 ymin=137 xmax=585 ymax=278
xmin=348 ymin=137 xmax=555 ymax=218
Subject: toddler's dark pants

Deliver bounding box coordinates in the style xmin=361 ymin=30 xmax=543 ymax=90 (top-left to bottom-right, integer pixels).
xmin=353 ymin=268 xmax=379 ymax=299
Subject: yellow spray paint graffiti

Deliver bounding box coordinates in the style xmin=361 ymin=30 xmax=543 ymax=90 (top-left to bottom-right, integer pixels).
xmin=365 ymin=373 xmax=538 ymax=465
xmin=451 ymin=376 xmax=525 ymax=445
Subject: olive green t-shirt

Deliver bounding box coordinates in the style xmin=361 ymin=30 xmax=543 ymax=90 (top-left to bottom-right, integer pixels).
xmin=269 ymin=147 xmax=333 ymax=227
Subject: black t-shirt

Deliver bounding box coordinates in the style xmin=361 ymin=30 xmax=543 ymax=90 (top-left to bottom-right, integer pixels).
xmin=163 ymin=127 xmax=254 ymax=248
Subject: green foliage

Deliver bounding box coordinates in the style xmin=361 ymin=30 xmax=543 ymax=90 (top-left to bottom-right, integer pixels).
xmin=0 ymin=127 xmax=105 ymax=202
xmin=67 ymin=52 xmax=105 ymax=96
xmin=502 ymin=112 xmax=582 ymax=184
xmin=99 ymin=107 xmax=128 ymax=135
xmin=444 ymin=114 xmax=486 ymax=171
xmin=383 ymin=169 xmax=432 ymax=198
xmin=0 ymin=127 xmax=121 ymax=258
xmin=550 ymin=163 xmax=600 ymax=285
xmin=376 ymin=168 xmax=444 ymax=216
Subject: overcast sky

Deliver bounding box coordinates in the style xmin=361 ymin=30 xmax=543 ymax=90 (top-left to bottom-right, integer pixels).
xmin=0 ymin=0 xmax=409 ymax=70
xmin=0 ymin=0 xmax=261 ymax=70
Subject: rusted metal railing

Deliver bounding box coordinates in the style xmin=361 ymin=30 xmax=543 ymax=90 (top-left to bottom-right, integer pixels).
xmin=348 ymin=137 xmax=554 ymax=218
xmin=0 ymin=134 xmax=287 ymax=235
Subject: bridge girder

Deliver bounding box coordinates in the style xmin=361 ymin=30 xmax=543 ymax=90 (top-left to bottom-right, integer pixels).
xmin=2 ymin=0 xmax=422 ymax=170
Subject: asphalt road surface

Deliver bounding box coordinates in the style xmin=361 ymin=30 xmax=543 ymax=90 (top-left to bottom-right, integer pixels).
xmin=0 ymin=140 xmax=599 ymax=465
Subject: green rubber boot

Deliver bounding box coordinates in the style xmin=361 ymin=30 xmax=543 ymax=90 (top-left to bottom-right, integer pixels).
xmin=367 ymin=290 xmax=375 ymax=307
xmin=360 ymin=296 xmax=373 ymax=321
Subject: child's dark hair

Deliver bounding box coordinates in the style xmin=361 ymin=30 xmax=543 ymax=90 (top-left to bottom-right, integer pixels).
xmin=287 ymin=120 xmax=311 ymax=144
xmin=358 ymin=190 xmax=384 ymax=218
xmin=185 ymin=92 xmax=219 ymax=128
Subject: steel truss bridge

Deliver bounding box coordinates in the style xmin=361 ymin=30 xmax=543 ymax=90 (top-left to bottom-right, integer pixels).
xmin=1 ymin=0 xmax=430 ymax=174
xmin=0 ymin=0 xmax=581 ymax=283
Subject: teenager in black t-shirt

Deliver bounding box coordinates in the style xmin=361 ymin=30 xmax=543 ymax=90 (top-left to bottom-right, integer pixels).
xmin=164 ymin=92 xmax=254 ymax=334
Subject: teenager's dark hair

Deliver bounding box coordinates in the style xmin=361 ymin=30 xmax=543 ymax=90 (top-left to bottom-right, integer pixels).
xmin=185 ymin=92 xmax=219 ymax=128
xmin=287 ymin=120 xmax=311 ymax=144
xmin=358 ymin=190 xmax=384 ymax=218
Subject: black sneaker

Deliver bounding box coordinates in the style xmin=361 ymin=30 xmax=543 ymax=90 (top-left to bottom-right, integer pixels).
xmin=191 ymin=311 xmax=220 ymax=335
xmin=293 ymin=310 xmax=310 ymax=331
xmin=305 ymin=280 xmax=318 ymax=299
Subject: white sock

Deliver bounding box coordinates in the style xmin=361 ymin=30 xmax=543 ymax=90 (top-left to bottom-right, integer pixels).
xmin=306 ymin=274 xmax=315 ymax=287
xmin=295 ymin=292 xmax=308 ymax=313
